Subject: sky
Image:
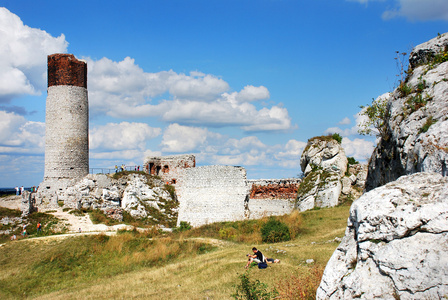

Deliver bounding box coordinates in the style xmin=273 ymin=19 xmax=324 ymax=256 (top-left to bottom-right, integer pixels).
xmin=0 ymin=0 xmax=447 ymax=187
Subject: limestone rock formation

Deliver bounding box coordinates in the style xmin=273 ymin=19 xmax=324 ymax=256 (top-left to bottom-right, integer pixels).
xmin=296 ymin=136 xmax=348 ymax=211
xmin=317 ymin=172 xmax=448 ymax=299
xmin=36 ymin=173 xmax=178 ymax=226
xmin=366 ymin=33 xmax=448 ymax=191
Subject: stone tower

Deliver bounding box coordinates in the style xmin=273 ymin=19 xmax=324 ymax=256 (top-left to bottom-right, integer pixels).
xmin=44 ymin=54 xmax=89 ymax=180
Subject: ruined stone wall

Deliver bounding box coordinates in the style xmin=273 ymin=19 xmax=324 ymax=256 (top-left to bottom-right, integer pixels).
xmin=44 ymin=54 xmax=88 ymax=181
xmin=176 ymin=166 xmax=249 ymax=227
xmin=143 ymin=154 xmax=195 ymax=184
xmin=246 ymin=179 xmax=300 ymax=219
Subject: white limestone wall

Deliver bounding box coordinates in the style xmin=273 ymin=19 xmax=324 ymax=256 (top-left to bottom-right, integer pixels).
xmin=44 ymin=85 xmax=89 ymax=180
xmin=247 ymin=198 xmax=295 ymax=219
xmin=176 ymin=165 xmax=250 ymax=227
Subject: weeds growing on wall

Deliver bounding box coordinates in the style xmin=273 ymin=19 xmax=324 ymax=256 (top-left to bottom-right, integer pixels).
xmin=420 ymin=116 xmax=437 ymax=133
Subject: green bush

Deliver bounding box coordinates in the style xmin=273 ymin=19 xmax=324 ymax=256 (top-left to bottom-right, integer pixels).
xmin=347 ymin=157 xmax=358 ymax=165
xmin=260 ymin=218 xmax=290 ymax=243
xmin=177 ymin=221 xmax=192 ymax=232
xmin=232 ymin=272 xmax=278 ymax=300
xmin=331 ymin=133 xmax=342 ymax=144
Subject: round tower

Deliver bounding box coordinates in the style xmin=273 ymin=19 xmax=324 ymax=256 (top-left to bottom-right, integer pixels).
xmin=44 ymin=54 xmax=89 ymax=180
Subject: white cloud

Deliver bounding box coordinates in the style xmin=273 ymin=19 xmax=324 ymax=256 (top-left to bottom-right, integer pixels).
xmin=0 ymin=111 xmax=45 ymax=153
xmin=89 ymin=122 xmax=161 ymax=151
xmin=339 ymin=117 xmax=351 ymax=125
xmin=161 ymin=123 xmax=212 ymax=152
xmin=0 ymin=7 xmax=68 ymax=102
xmin=160 ymin=124 xmax=304 ymax=170
xmin=235 ymin=85 xmax=270 ymax=102
xmin=342 ymin=137 xmax=375 ymax=161
xmin=86 ymin=56 xmax=294 ymax=132
xmin=383 ymin=0 xmax=448 ymax=21
xmin=169 ymin=72 xmax=229 ymax=100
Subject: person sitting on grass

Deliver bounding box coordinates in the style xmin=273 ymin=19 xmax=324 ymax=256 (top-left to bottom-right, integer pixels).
xmin=266 ymin=258 xmax=280 ymax=264
xmin=245 ymin=247 xmax=266 ymax=269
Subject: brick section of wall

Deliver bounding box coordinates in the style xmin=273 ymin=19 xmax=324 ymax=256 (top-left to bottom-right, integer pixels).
xmin=248 ymin=179 xmax=301 ymax=200
xmin=48 ymin=54 xmax=87 ymax=88
xmin=143 ymin=155 xmax=195 ymax=184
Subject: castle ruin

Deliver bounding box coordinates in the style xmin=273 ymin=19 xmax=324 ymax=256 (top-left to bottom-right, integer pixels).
xmin=33 ymin=53 xmax=300 ymax=226
xmin=37 ymin=54 xmax=89 ymax=206
xmin=143 ymin=155 xmax=195 ymax=184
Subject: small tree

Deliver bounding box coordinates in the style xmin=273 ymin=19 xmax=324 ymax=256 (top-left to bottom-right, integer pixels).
xmin=358 ymin=96 xmax=389 ymax=140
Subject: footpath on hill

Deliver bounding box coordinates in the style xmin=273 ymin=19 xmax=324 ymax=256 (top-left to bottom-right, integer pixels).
xmin=0 ymin=196 xmax=234 ymax=248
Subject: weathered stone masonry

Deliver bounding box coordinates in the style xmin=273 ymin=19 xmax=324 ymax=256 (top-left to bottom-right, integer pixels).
xmin=176 ymin=166 xmax=250 ymax=227
xmin=44 ymin=54 xmax=89 ymax=181
xmin=143 ymin=155 xmax=195 ymax=184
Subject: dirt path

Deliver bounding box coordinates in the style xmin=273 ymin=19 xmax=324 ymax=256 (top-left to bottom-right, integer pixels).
xmin=49 ymin=209 xmax=132 ymax=233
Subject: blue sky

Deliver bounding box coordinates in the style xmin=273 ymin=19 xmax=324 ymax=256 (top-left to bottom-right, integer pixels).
xmin=0 ymin=0 xmax=447 ymax=187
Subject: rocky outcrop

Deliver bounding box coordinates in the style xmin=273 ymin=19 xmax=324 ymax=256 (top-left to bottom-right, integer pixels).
xmin=317 ymin=172 xmax=448 ymax=299
xmin=36 ymin=173 xmax=178 ymax=226
xmin=366 ymin=33 xmax=448 ymax=191
xmin=296 ymin=136 xmax=348 ymax=211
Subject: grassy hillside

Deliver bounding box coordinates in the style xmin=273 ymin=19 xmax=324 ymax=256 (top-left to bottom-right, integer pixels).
xmin=0 ymin=204 xmax=350 ymax=299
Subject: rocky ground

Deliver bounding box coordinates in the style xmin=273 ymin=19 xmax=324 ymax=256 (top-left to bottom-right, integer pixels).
xmin=0 ymin=195 xmax=21 ymax=210
xmin=0 ymin=195 xmax=133 ymax=236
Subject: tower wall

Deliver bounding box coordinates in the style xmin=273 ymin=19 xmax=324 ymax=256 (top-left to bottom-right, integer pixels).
xmin=44 ymin=54 xmax=89 ymax=180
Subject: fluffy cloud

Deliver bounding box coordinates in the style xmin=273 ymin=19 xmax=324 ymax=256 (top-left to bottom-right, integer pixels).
xmin=226 ymin=85 xmax=270 ymax=103
xmin=0 ymin=7 xmax=67 ymax=102
xmin=0 ymin=111 xmax=45 ymax=153
xmin=161 ymin=123 xmax=213 ymax=152
xmin=160 ymin=124 xmax=303 ymax=170
xmin=383 ymin=0 xmax=448 ymax=21
xmin=338 ymin=117 xmax=351 ymax=125
xmin=342 ymin=137 xmax=375 ymax=161
xmin=89 ymin=122 xmax=161 ymax=151
xmin=86 ymin=56 xmax=294 ymax=132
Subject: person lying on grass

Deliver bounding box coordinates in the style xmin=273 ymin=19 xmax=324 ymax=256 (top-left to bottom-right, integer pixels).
xmin=266 ymin=258 xmax=280 ymax=264
xmin=245 ymin=247 xmax=266 ymax=269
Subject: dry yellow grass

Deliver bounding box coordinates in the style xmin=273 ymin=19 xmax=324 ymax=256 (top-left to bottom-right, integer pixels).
xmin=2 ymin=205 xmax=350 ymax=299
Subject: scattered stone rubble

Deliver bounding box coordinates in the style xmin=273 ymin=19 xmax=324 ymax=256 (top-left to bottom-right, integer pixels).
xmin=36 ymin=173 xmax=178 ymax=226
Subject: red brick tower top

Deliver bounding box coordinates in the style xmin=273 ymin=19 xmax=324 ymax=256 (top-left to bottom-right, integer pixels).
xmin=47 ymin=54 xmax=87 ymax=88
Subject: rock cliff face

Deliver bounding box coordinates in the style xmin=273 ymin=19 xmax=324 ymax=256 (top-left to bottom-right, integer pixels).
xmin=296 ymin=136 xmax=348 ymax=211
xmin=317 ymin=172 xmax=448 ymax=299
xmin=366 ymin=33 xmax=448 ymax=191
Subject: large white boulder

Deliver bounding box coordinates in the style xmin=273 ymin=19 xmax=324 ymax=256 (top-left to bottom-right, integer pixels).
xmin=317 ymin=172 xmax=448 ymax=299
xmin=297 ymin=137 xmax=348 ymax=211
